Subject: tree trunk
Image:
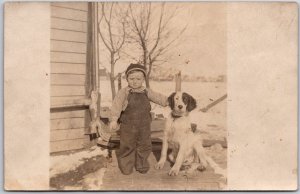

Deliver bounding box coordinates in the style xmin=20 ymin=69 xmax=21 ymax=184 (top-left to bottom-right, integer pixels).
xmin=117 ymin=73 xmax=122 ymax=91
xmin=145 ymin=62 xmax=152 ymax=88
xmin=110 ymin=54 xmax=116 ymax=99
xmin=139 ymin=40 xmax=149 ymax=87
xmin=110 ymin=74 xmax=116 ymax=99
xmin=145 ymin=75 xmax=150 ymax=88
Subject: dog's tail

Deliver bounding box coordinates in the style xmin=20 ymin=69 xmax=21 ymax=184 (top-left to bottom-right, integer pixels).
xmin=205 ymin=156 xmax=227 ymax=178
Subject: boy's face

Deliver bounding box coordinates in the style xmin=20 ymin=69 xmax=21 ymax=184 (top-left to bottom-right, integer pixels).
xmin=127 ymin=71 xmax=145 ymax=89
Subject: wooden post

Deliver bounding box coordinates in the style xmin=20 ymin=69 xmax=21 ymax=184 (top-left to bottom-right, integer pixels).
xmin=88 ymin=3 xmax=101 ymax=134
xmin=175 ymin=71 xmax=181 ymax=92
xmin=94 ymin=3 xmax=99 ymax=92
xmin=199 ymin=94 xmax=227 ymax=113
xmin=118 ymin=73 xmax=122 ymax=91
xmin=95 ymin=2 xmax=101 ymax=118
xmin=97 ymin=93 xmax=101 ymax=117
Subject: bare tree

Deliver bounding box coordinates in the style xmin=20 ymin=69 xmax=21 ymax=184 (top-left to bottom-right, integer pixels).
xmin=98 ymin=2 xmax=127 ymax=99
xmin=126 ymin=2 xmax=187 ymax=88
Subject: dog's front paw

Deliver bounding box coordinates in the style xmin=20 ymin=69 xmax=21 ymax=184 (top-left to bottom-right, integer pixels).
xmin=197 ymin=164 xmax=206 ymax=171
xmin=200 ymin=160 xmax=208 ymax=169
xmin=168 ymin=167 xmax=180 ymax=176
xmin=155 ymin=160 xmax=165 ymax=170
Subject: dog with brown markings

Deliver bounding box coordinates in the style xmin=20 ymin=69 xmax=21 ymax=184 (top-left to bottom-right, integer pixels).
xmin=155 ymin=92 xmax=226 ymax=177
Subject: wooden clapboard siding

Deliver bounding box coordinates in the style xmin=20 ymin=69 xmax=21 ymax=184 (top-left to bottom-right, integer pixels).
xmin=51 ymin=41 xmax=87 ymax=53
xmin=51 ymin=128 xmax=87 ymax=141
xmin=51 ymin=5 xmax=87 ymax=22
xmin=51 ymin=109 xmax=88 ymax=119
xmin=51 ymin=18 xmax=87 ymax=32
xmin=51 ymin=107 xmax=109 ymax=120
xmin=51 ymin=29 xmax=87 ymax=43
xmin=50 ymin=2 xmax=90 ymax=153
xmin=51 ymin=63 xmax=86 ymax=74
xmin=50 ymin=96 xmax=90 ymax=108
xmin=51 ymin=52 xmax=86 ymax=63
xmin=51 ymin=118 xmax=87 ymax=130
xmin=50 ymin=137 xmax=90 ymax=153
xmin=52 ymin=2 xmax=88 ymax=12
xmin=51 ymin=85 xmax=86 ymax=97
xmin=51 ymin=74 xmax=86 ymax=85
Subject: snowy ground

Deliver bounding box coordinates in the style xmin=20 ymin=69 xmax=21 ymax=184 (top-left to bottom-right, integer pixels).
xmin=50 ymin=146 xmax=108 ymax=177
xmin=50 ymin=80 xmax=227 ymax=190
xmin=50 ymin=146 xmax=108 ymax=190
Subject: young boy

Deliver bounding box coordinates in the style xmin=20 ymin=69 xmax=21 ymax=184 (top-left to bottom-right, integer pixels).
xmin=110 ymin=63 xmax=168 ymax=175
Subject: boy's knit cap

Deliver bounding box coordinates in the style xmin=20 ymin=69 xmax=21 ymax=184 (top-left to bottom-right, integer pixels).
xmin=125 ymin=63 xmax=146 ymax=77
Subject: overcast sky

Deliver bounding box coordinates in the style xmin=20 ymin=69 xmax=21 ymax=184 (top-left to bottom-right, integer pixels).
xmin=99 ymin=3 xmax=227 ymax=77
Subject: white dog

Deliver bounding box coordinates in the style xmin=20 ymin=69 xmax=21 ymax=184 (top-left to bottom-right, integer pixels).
xmin=155 ymin=92 xmax=226 ymax=177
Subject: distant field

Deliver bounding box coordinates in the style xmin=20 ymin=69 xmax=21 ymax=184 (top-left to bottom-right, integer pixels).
xmin=100 ymin=80 xmax=226 ymax=106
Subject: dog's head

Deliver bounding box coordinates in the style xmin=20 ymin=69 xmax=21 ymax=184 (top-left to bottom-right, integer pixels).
xmin=168 ymin=92 xmax=197 ymax=115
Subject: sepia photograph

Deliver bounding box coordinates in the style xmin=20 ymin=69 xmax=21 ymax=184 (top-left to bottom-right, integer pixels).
xmin=47 ymin=2 xmax=227 ymax=190
xmin=4 ymin=1 xmax=297 ymax=191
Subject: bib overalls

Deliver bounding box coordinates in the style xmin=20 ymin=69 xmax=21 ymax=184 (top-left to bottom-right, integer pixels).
xmin=116 ymin=90 xmax=152 ymax=175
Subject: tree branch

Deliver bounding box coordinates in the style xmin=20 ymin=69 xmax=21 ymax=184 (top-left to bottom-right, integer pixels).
xmin=148 ymin=3 xmax=164 ymax=59
xmin=114 ymin=51 xmax=121 ymax=64
xmin=129 ymin=4 xmax=144 ymax=41
xmin=152 ymin=23 xmax=187 ymax=62
xmin=144 ymin=3 xmax=151 ymax=38
xmin=120 ymin=50 xmax=139 ymax=62
xmin=116 ymin=19 xmax=126 ymax=52
xmin=98 ymin=9 xmax=112 ymax=52
xmin=102 ymin=3 xmax=115 ymax=52
xmin=109 ymin=3 xmax=114 ymax=22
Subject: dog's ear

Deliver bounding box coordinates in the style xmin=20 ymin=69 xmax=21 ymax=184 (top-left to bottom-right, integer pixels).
xmin=168 ymin=92 xmax=176 ymax=110
xmin=183 ymin=92 xmax=197 ymax=112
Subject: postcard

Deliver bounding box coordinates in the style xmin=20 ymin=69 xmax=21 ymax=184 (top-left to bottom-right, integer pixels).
xmin=4 ymin=2 xmax=298 ymax=190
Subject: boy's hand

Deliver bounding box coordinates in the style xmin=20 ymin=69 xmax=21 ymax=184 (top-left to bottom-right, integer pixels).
xmin=109 ymin=121 xmax=119 ymax=131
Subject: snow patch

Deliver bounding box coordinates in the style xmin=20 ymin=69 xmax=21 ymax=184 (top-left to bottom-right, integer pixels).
xmin=50 ymin=146 xmax=108 ymax=177
xmin=82 ymin=168 xmax=107 ymax=190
